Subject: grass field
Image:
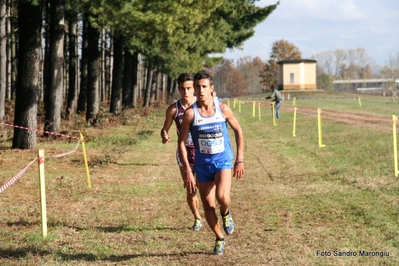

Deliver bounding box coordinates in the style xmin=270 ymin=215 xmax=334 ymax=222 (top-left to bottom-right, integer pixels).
xmin=1 ymin=91 xmax=399 ymax=265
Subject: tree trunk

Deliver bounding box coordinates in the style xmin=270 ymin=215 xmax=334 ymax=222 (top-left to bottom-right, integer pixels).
xmin=140 ymin=63 xmax=146 ymax=100
xmin=0 ymin=0 xmax=6 ymax=120
xmin=100 ymin=28 xmax=106 ymax=102
xmin=12 ymin=0 xmax=42 ymax=149
xmin=44 ymin=0 xmax=65 ymax=134
xmin=77 ymin=15 xmax=88 ymax=113
xmin=63 ymin=26 xmax=68 ymax=103
xmin=10 ymin=5 xmax=16 ymax=100
xmin=109 ymin=31 xmax=123 ymax=114
xmin=172 ymin=79 xmax=178 ymax=101
xmin=86 ymin=18 xmax=100 ymax=124
xmin=42 ymin=0 xmax=50 ymax=103
xmin=122 ymin=48 xmax=133 ymax=107
xmin=150 ymin=70 xmax=158 ymax=103
xmin=161 ymin=73 xmax=167 ymax=104
xmin=143 ymin=60 xmax=153 ymax=107
xmin=131 ymin=52 xmax=139 ymax=108
xmin=167 ymin=76 xmax=175 ymax=104
xmin=108 ymin=32 xmax=113 ymax=104
xmin=155 ymin=73 xmax=160 ymax=102
xmin=66 ymin=10 xmax=78 ymax=117
xmin=166 ymin=76 xmax=172 ymax=103
xmin=5 ymin=0 xmax=11 ymax=100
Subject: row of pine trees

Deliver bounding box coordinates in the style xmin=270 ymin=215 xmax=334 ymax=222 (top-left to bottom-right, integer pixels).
xmin=0 ymin=0 xmax=279 ymax=149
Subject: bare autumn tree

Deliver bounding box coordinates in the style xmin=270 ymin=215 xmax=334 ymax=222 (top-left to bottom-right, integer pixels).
xmin=359 ymin=64 xmax=373 ymax=79
xmin=385 ymin=51 xmax=399 ymax=100
xmin=344 ymin=48 xmax=374 ymax=79
xmin=333 ymin=49 xmax=347 ymax=78
xmin=311 ymin=51 xmax=334 ymax=90
xmin=213 ymin=59 xmax=246 ymax=97
xmin=311 ymin=50 xmax=334 ymax=76
xmin=228 ymin=68 xmax=246 ymax=96
xmin=213 ymin=58 xmax=232 ymax=96
xmin=261 ymin=39 xmax=301 ymax=90
xmin=312 ymin=48 xmax=375 ymax=91
xmin=237 ymin=56 xmax=265 ymax=94
xmin=261 ymin=61 xmax=278 ymax=91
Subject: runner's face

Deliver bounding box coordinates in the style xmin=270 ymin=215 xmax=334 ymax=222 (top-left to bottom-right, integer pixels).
xmin=178 ymin=81 xmax=194 ymax=100
xmin=195 ymin=79 xmax=214 ymax=102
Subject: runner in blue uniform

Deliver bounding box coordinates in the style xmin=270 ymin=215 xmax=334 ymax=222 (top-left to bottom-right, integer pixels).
xmin=178 ymin=70 xmax=244 ymax=255
xmin=161 ymin=73 xmax=202 ymax=231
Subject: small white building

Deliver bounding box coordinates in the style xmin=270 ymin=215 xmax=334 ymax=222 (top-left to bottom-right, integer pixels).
xmin=277 ymin=59 xmax=317 ymax=90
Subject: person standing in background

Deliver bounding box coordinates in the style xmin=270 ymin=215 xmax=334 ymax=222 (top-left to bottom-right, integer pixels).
xmin=266 ymin=85 xmax=282 ymax=118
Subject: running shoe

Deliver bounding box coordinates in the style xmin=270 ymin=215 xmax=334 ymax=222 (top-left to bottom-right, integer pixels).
xmin=192 ymin=218 xmax=202 ymax=231
xmin=222 ymin=211 xmax=234 ymax=235
xmin=213 ymin=239 xmax=225 ymax=255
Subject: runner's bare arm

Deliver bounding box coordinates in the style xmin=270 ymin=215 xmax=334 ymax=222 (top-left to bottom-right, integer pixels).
xmin=221 ymin=103 xmax=244 ymax=179
xmin=160 ymin=104 xmax=176 ymax=144
xmin=178 ymin=108 xmax=196 ymax=193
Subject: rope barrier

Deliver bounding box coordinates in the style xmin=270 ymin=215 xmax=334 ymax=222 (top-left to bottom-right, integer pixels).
xmin=0 ymin=123 xmax=84 ymax=194
xmin=0 ymin=157 xmax=38 ymax=193
xmin=0 ymin=121 xmax=80 ymax=140
xmin=49 ymin=138 xmax=82 ymax=158
xmin=235 ymin=97 xmax=363 ymax=100
xmin=0 ymin=139 xmax=83 ymax=193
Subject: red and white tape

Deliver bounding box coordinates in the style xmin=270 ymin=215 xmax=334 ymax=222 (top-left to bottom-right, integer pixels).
xmin=0 ymin=121 xmax=80 ymax=140
xmin=50 ymin=139 xmax=82 ymax=158
xmin=0 ymin=158 xmax=37 ymax=193
xmin=0 ymin=138 xmax=83 ymax=193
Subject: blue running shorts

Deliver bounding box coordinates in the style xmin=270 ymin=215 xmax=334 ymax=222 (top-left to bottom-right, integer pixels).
xmin=195 ymin=160 xmax=233 ymax=183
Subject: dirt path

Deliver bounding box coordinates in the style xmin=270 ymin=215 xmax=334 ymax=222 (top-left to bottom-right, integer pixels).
xmin=261 ymin=104 xmax=394 ymax=132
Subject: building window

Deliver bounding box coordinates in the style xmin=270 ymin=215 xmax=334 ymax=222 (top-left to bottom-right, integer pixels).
xmin=290 ymin=73 xmax=294 ymax=83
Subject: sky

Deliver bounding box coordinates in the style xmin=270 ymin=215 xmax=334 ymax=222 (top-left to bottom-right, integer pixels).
xmin=220 ymin=0 xmax=399 ymax=66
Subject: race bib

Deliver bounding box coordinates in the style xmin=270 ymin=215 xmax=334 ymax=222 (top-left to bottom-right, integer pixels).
xmin=198 ymin=131 xmax=225 ymax=154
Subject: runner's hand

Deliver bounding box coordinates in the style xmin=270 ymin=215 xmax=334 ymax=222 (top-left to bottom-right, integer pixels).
xmin=233 ymin=162 xmax=244 ymax=180
xmin=162 ymin=133 xmax=171 ymax=144
xmin=184 ymin=171 xmax=196 ymax=194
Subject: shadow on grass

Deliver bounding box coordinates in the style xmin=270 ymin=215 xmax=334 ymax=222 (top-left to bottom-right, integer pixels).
xmin=51 ymin=223 xmax=186 ymax=233
xmin=0 ymin=248 xmax=51 ymax=259
xmin=6 ymin=218 xmax=40 ymax=227
xmin=104 ymin=251 xmax=210 ymax=262
xmin=95 ymin=225 xmax=184 ymax=232
xmin=30 ymin=220 xmax=187 ymax=233
xmin=116 ymin=162 xmax=161 ymax=166
xmin=0 ymin=248 xmax=209 ymax=262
